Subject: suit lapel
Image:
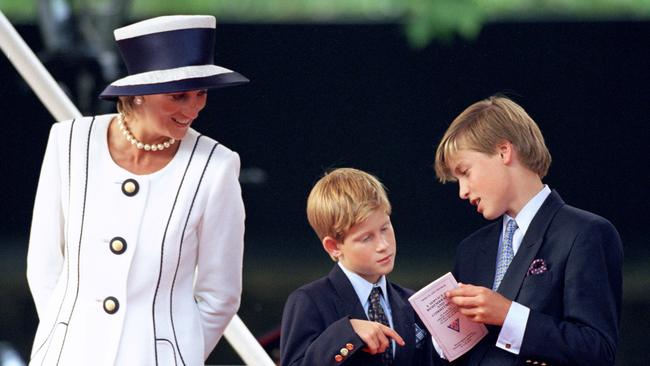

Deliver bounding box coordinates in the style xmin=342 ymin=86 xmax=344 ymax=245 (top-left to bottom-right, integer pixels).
xmin=328 ymin=265 xmax=368 ymax=320
xmin=475 ymin=221 xmax=503 ymax=288
xmin=387 ymin=283 xmax=414 ymax=365
xmin=498 ymin=191 xmax=565 ymax=300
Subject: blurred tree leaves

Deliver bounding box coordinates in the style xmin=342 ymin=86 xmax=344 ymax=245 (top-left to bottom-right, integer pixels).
xmin=2 ymin=0 xmax=650 ymax=47
xmin=401 ymin=0 xmax=650 ymax=47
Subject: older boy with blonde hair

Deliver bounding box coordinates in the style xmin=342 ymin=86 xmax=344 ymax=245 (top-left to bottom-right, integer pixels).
xmin=281 ymin=168 xmax=439 ymax=366
xmin=434 ymin=96 xmax=622 ymax=365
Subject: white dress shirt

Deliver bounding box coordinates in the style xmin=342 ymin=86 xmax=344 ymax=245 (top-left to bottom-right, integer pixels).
xmin=496 ymin=185 xmax=551 ymax=354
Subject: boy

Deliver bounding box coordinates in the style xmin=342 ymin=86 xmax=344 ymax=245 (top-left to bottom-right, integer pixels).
xmin=434 ymin=96 xmax=622 ymax=365
xmin=281 ymin=168 xmax=438 ymax=366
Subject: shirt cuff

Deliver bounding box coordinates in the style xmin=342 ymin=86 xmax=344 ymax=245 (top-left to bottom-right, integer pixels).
xmin=496 ymin=301 xmax=530 ymax=354
xmin=431 ymin=336 xmax=446 ymax=359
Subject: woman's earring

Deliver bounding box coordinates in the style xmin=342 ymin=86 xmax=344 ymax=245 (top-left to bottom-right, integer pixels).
xmin=134 ymin=96 xmax=143 ymax=105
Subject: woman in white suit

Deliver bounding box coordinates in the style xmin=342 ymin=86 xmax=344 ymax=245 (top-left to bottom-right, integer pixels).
xmin=26 ymin=15 xmax=249 ymax=365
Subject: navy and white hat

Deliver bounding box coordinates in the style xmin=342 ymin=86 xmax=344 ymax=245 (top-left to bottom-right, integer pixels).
xmin=99 ymin=15 xmax=248 ymax=100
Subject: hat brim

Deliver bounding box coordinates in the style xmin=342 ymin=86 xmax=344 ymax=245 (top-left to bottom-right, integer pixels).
xmin=99 ymin=71 xmax=249 ymax=100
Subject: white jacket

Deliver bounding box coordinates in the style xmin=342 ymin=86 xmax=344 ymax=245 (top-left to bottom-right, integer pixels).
xmin=26 ymin=114 xmax=245 ymax=365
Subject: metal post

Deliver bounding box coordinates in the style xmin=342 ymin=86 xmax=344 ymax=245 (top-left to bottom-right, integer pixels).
xmin=0 ymin=11 xmax=81 ymax=120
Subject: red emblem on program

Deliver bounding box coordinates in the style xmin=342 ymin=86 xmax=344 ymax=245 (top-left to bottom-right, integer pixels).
xmin=447 ymin=318 xmax=460 ymax=332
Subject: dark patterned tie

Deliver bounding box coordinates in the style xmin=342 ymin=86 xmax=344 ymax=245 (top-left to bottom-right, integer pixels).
xmin=368 ymin=286 xmax=393 ymax=365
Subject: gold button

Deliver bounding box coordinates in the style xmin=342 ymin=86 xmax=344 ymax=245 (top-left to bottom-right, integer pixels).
xmin=110 ymin=237 xmax=127 ymax=254
xmin=111 ymin=240 xmax=123 ymax=252
xmin=339 ymin=348 xmax=349 ymax=357
xmin=104 ymin=300 xmax=116 ymax=311
xmin=121 ymin=179 xmax=139 ymax=196
xmin=345 ymin=343 xmax=354 ymax=351
xmin=124 ymin=182 xmax=135 ymax=193
xmin=103 ymin=297 xmax=119 ymax=314
xmin=541 ymin=363 xmax=547 ymax=366
xmin=334 ymin=355 xmax=343 ymax=362
xmin=526 ymin=361 xmax=532 ymax=364
xmin=533 ymin=362 xmax=539 ymax=365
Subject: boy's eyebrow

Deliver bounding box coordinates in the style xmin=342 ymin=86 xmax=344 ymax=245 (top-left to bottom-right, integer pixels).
xmin=451 ymin=162 xmax=465 ymax=175
xmin=349 ymin=231 xmax=370 ymax=241
xmin=350 ymin=218 xmax=391 ymax=240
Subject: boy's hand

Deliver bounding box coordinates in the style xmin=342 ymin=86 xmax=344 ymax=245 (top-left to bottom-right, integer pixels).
xmin=445 ymin=283 xmax=512 ymax=326
xmin=350 ymin=319 xmax=405 ymax=354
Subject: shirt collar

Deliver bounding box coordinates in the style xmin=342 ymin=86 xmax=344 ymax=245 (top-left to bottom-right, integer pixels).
xmin=504 ymin=185 xmax=551 ymax=236
xmin=338 ymin=262 xmax=388 ymax=306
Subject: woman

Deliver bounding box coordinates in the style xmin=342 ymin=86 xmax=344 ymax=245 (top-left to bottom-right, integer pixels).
xmin=26 ymin=15 xmax=248 ymax=365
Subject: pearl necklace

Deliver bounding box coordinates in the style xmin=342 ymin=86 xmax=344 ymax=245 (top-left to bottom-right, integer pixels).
xmin=117 ymin=114 xmax=176 ymax=151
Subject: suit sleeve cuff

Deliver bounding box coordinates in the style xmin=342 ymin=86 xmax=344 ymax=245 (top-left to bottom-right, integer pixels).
xmin=496 ymin=301 xmax=530 ymax=354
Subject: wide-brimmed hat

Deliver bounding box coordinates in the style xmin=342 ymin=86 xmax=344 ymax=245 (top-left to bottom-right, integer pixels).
xmin=99 ymin=15 xmax=248 ymax=100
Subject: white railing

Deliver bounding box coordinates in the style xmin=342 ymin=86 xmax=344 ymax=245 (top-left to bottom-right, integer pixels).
xmin=0 ymin=10 xmax=275 ymax=366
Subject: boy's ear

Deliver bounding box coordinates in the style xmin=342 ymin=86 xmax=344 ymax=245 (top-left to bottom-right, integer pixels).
xmin=322 ymin=236 xmax=341 ymax=259
xmin=497 ymin=141 xmax=514 ymax=164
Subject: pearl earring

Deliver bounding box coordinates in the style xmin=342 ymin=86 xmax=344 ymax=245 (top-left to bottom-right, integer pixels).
xmin=134 ymin=96 xmax=143 ymax=105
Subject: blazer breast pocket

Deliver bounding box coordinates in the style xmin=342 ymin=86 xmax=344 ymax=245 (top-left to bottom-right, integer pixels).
xmin=518 ymin=270 xmax=554 ymax=305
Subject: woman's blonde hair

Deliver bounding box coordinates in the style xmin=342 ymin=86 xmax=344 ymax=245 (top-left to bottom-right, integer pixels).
xmin=306 ymin=168 xmax=391 ymax=243
xmin=116 ymin=96 xmax=138 ymax=118
xmin=435 ymin=96 xmax=552 ymax=183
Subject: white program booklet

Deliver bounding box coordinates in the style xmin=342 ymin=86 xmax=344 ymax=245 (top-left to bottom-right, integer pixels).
xmin=408 ymin=272 xmax=488 ymax=361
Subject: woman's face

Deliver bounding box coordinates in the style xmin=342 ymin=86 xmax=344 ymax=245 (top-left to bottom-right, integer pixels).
xmin=137 ymin=90 xmax=208 ymax=141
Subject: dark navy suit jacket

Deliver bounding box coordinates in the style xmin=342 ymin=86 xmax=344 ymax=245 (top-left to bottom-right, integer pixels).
xmin=452 ymin=191 xmax=622 ymax=366
xmin=281 ymin=265 xmax=439 ymax=366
